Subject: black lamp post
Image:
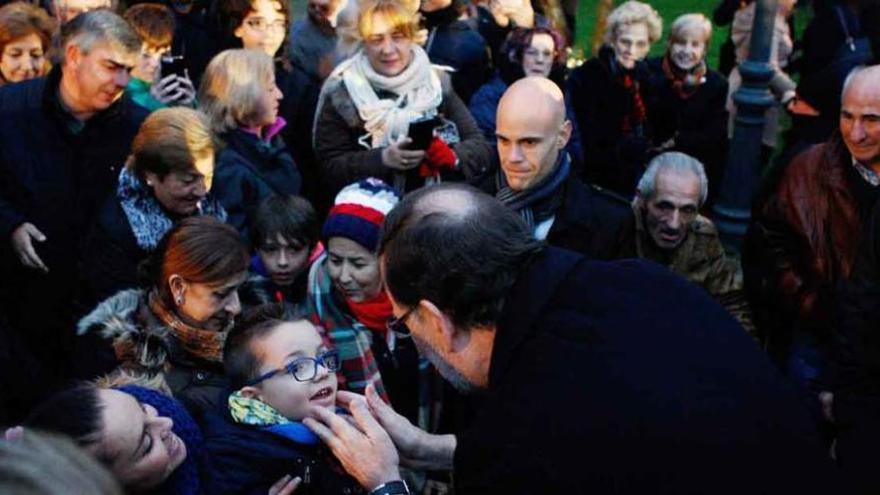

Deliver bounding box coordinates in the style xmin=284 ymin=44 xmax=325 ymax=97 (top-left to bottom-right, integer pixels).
xmin=713 ymin=0 xmax=779 ymax=251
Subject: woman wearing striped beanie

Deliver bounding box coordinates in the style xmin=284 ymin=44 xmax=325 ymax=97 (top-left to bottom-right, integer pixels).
xmin=307 ymin=179 xmax=428 ymax=426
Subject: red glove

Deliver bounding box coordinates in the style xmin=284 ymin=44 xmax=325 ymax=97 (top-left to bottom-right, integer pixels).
xmin=419 ymin=136 xmax=457 ymax=178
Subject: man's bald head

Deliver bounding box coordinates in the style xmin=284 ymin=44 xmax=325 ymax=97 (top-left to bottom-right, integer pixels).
xmin=842 ymin=65 xmax=880 ymax=104
xmin=498 ymin=76 xmax=567 ymax=128
xmin=495 ymin=77 xmax=572 ymax=191
xmin=840 ymin=65 xmax=880 ymax=168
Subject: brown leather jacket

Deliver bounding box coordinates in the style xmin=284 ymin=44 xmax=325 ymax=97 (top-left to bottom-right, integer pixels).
xmin=747 ymin=133 xmax=861 ymax=335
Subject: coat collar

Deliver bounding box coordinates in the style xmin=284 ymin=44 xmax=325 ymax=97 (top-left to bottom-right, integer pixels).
xmin=546 ymin=176 xmax=594 ymax=237
xmin=41 ymin=65 xmax=130 ymax=133
xmin=488 ymin=247 xmax=582 ymax=387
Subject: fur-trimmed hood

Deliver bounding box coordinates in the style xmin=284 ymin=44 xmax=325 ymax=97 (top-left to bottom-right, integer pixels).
xmin=77 ymin=288 xmax=171 ymax=375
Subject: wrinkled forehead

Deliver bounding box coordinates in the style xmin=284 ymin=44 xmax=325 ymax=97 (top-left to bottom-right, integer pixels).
xmin=73 ymin=38 xmax=138 ymax=66
xmin=842 ymin=77 xmax=880 ymax=115
xmin=614 ymin=21 xmax=649 ymax=41
xmin=651 ymin=169 xmax=702 ymax=205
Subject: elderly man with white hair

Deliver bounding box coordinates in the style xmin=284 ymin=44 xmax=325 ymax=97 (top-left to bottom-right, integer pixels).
xmin=629 ymin=151 xmax=753 ymax=333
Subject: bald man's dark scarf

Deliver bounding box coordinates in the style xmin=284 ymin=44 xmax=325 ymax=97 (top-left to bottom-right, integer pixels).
xmin=496 ymin=152 xmax=570 ymax=229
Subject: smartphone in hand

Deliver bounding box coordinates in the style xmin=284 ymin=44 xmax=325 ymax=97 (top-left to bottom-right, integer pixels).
xmin=406 ymin=117 xmax=439 ymax=150
xmin=160 ymin=54 xmax=187 ymax=80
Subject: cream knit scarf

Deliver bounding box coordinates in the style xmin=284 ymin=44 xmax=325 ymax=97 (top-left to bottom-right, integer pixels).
xmin=338 ymin=44 xmax=443 ymax=148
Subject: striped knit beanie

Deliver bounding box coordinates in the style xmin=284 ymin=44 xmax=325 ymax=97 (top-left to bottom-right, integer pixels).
xmin=322 ymin=178 xmax=401 ymax=252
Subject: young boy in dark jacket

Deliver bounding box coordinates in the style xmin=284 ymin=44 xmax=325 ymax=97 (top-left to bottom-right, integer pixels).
xmin=240 ymin=195 xmax=321 ymax=310
xmin=201 ymin=304 xmax=364 ymax=494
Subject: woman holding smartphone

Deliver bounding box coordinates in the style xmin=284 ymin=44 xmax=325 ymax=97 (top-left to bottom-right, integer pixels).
xmin=314 ymin=0 xmax=492 ymax=196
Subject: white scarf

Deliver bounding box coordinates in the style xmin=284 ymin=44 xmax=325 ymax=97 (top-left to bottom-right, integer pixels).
xmin=337 ymin=44 xmax=444 ymax=148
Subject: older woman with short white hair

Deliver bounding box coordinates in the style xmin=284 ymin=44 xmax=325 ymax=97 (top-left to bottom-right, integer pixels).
xmin=314 ymin=0 xmax=492 ymax=196
xmin=198 ymin=48 xmax=301 ymax=241
xmin=647 ymin=13 xmax=729 ymax=208
xmin=566 ymin=0 xmax=661 ymax=198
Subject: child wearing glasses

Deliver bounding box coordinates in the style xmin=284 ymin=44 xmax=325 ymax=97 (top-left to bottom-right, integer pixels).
xmin=200 ymin=303 xmax=364 ymax=494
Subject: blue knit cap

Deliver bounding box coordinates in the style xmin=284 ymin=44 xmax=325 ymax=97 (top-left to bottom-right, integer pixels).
xmin=322 ymin=178 xmax=401 ymax=251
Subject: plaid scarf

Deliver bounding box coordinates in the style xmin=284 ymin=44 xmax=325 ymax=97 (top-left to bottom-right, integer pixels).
xmin=307 ymin=254 xmax=390 ymax=401
xmin=496 ymin=153 xmax=570 ymax=229
xmin=149 ymin=292 xmax=227 ymax=365
xmin=661 ymin=54 xmax=707 ymax=100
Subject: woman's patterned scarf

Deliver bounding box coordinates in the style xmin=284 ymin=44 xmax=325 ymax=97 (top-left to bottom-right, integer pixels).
xmin=117 ymin=167 xmax=226 ymax=250
xmin=149 ymin=291 xmax=227 ymax=365
xmin=662 ymin=53 xmax=707 ymax=100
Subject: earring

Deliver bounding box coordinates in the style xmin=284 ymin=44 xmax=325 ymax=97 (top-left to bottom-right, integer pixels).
xmin=146 ymin=181 xmax=154 ymax=187
xmin=176 ymin=294 xmax=183 ymax=305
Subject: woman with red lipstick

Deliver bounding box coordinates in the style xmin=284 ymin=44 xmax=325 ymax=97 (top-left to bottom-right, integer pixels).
xmin=314 ymin=0 xmax=492 ymax=197
xmin=77 ymin=107 xmax=226 ymax=313
xmin=199 ymin=48 xmax=302 ymax=243
xmin=566 ymin=0 xmax=661 ymax=198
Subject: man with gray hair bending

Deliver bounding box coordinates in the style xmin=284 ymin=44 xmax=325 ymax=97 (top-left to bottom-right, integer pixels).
xmin=627 ymin=151 xmax=754 ymax=334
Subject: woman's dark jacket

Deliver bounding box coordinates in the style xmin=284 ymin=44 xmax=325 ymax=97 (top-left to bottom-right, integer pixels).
xmin=75 ymin=289 xmax=229 ymax=420
xmin=200 ymin=403 xmax=363 ymax=494
xmin=646 ymin=57 xmax=729 ymax=204
xmin=469 ymin=73 xmax=508 ymax=143
xmin=423 ymin=5 xmax=491 ymax=104
xmin=212 ymin=128 xmax=302 ymax=241
xmin=566 ymin=46 xmax=653 ymax=197
xmin=77 ymin=197 xmax=146 ymax=314
xmin=314 ymin=70 xmax=493 ymax=197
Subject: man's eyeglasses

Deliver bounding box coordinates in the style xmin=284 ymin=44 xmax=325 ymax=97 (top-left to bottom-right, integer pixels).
xmin=386 ymin=306 xmax=416 ymax=337
xmin=246 ymin=350 xmax=340 ymax=386
xmin=244 ymin=17 xmax=287 ymax=32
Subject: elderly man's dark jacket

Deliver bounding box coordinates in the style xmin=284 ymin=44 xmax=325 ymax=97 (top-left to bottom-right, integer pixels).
xmin=454 ymin=247 xmax=840 ymax=493
xmin=0 ymin=67 xmax=147 ymax=353
xmin=744 ymin=133 xmax=871 ymax=351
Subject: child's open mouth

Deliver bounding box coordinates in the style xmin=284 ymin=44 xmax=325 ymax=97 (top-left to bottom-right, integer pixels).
xmin=310 ymin=387 xmax=334 ymax=404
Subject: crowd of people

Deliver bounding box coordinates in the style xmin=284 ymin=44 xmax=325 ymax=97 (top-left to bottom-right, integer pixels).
xmin=1 ymin=0 xmax=880 ymax=492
